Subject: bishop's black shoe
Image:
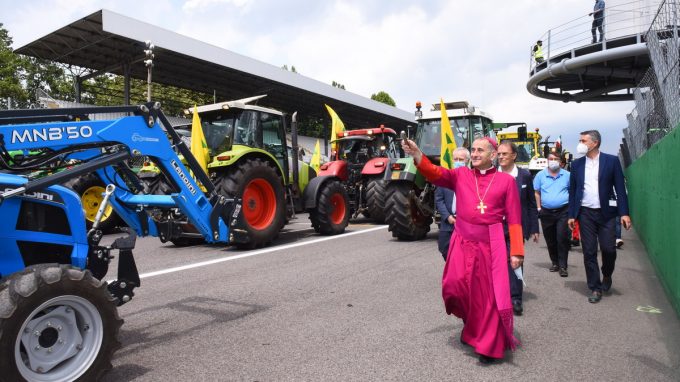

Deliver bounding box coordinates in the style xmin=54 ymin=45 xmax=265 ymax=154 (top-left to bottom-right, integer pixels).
xmin=512 ymin=300 xmax=523 ymax=316
xmin=478 ymin=354 xmax=496 ymax=364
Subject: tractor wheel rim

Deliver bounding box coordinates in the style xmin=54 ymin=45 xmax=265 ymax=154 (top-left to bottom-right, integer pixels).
xmin=242 ymin=179 xmax=276 ymax=230
xmin=329 ymin=193 xmax=346 ymax=225
xmin=81 ymin=186 xmax=112 ymax=223
xmin=15 ymin=295 xmax=104 ymax=382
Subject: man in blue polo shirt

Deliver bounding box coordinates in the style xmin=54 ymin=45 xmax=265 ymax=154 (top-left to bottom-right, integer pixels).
xmin=534 ymin=152 xmax=571 ymax=276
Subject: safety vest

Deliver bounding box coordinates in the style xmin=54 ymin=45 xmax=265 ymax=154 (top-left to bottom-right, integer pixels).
xmin=534 ymin=45 xmax=544 ymax=60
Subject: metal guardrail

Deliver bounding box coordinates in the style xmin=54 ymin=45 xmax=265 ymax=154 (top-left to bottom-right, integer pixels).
xmin=529 ymin=0 xmax=663 ymax=72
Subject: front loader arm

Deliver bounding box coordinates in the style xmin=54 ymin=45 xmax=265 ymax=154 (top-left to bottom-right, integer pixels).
xmin=0 ymin=103 xmax=237 ymax=244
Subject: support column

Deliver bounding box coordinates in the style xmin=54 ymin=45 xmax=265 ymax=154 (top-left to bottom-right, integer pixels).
xmin=123 ymin=62 xmax=131 ymax=106
xmin=75 ymin=77 xmax=82 ymax=103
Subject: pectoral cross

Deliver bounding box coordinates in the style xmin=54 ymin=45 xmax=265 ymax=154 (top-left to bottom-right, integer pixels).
xmin=477 ymin=201 xmax=487 ymax=214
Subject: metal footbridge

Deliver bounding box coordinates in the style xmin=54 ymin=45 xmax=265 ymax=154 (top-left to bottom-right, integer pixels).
xmin=527 ymin=0 xmax=666 ymax=102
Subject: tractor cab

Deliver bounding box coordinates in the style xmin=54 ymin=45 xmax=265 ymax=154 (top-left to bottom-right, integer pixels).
xmin=333 ymin=127 xmax=400 ymax=163
xmin=494 ymin=123 xmax=541 ymax=169
xmin=194 ymin=97 xmax=289 ymax=181
xmin=319 ymin=126 xmax=400 ymax=223
xmin=414 ymin=100 xmax=495 ymax=162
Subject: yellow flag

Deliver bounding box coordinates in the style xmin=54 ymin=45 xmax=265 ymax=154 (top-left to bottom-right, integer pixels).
xmin=310 ymin=139 xmax=321 ymax=173
xmin=324 ymin=104 xmax=345 ymax=152
xmin=190 ymin=105 xmax=209 ymax=188
xmin=439 ymin=99 xmax=457 ymax=169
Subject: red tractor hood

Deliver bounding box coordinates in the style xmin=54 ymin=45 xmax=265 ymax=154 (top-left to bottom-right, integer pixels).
xmin=317 ymin=160 xmax=348 ymax=181
xmin=361 ymin=157 xmax=389 ymax=175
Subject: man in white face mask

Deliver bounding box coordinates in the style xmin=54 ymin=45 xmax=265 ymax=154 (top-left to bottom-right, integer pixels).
xmin=435 ymin=147 xmax=471 ymax=259
xmin=568 ymin=130 xmax=632 ymax=304
xmin=534 ymin=152 xmax=571 ymax=277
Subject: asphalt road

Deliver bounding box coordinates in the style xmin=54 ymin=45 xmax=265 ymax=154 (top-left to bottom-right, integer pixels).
xmin=101 ymin=214 xmax=680 ymax=381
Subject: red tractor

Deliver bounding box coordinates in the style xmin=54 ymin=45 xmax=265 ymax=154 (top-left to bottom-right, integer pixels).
xmin=316 ymin=126 xmax=402 ymax=223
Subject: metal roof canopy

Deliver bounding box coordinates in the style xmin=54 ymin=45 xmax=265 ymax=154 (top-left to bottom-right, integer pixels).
xmin=16 ymin=9 xmax=415 ymax=130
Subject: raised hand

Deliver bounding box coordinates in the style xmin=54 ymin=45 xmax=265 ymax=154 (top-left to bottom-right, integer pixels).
xmin=401 ymin=139 xmax=423 ymax=164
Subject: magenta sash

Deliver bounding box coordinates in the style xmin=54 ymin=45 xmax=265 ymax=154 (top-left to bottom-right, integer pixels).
xmin=454 ymin=218 xmax=518 ymax=349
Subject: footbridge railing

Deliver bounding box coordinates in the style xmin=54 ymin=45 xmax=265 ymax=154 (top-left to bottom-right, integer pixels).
xmin=529 ymin=0 xmax=663 ymax=73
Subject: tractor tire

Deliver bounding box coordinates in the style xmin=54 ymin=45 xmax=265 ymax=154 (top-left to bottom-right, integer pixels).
xmin=365 ymin=178 xmax=388 ymax=223
xmin=0 ymin=264 xmax=122 ymax=382
xmin=385 ymin=182 xmax=432 ymax=241
xmin=309 ymin=180 xmax=350 ymax=235
xmin=66 ymin=174 xmax=122 ymax=233
xmin=216 ymin=158 xmax=286 ymax=249
xmin=140 ymin=172 xmax=174 ymax=195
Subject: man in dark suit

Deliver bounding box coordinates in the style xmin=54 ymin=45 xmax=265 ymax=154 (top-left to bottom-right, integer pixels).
xmin=498 ymin=141 xmax=540 ymax=315
xmin=435 ymin=147 xmax=470 ymax=260
xmin=568 ymin=130 xmax=632 ymax=303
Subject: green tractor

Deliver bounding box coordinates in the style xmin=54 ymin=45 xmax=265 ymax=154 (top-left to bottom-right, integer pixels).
xmin=383 ymin=100 xmax=498 ymax=240
xmin=139 ymin=96 xmax=350 ymax=248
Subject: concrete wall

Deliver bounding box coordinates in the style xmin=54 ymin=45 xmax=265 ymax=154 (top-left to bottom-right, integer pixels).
xmin=625 ymin=125 xmax=680 ymax=316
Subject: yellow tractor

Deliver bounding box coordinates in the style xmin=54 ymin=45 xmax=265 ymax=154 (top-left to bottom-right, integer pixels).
xmin=495 ymin=124 xmax=571 ymax=175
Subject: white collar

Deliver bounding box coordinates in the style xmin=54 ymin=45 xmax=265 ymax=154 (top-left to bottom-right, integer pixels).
xmin=586 ymin=151 xmax=600 ymax=162
xmin=499 ymin=165 xmax=518 ymax=178
xmin=478 ymin=165 xmax=495 ymax=175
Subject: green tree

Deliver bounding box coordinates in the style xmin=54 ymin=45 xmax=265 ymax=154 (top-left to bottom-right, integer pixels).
xmin=79 ymin=74 xmax=213 ymax=116
xmin=331 ymin=81 xmax=345 ymax=90
xmin=281 ymin=64 xmax=298 ymax=73
xmin=370 ymin=91 xmax=396 ymax=107
xmin=296 ymin=116 xmax=325 ymax=138
xmin=0 ymin=23 xmax=28 ymax=108
xmin=20 ymin=57 xmax=76 ymax=106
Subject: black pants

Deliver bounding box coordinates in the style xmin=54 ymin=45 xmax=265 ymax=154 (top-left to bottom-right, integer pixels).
xmin=539 ymin=205 xmax=570 ymax=269
xmin=507 ymin=241 xmax=523 ymax=303
xmin=591 ymin=18 xmax=604 ymax=42
xmin=579 ymin=207 xmax=617 ymax=292
xmin=438 ymin=229 xmax=453 ymax=260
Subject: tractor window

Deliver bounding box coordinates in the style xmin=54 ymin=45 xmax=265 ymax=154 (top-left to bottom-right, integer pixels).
xmin=482 ymin=117 xmax=495 ymax=139
xmin=516 ymin=141 xmax=534 ymax=163
xmin=415 ymin=120 xmax=441 ymax=156
xmin=203 ymin=119 xmax=232 ymax=154
xmin=261 ymin=112 xmax=285 ymax=161
xmin=339 ymin=139 xmax=372 ymax=162
xmin=417 ymin=118 xmax=471 ymax=153
xmin=450 ymin=118 xmax=468 ymax=148
xmin=375 ymin=134 xmax=400 ymax=158
xmin=387 ymin=135 xmax=404 ymax=158
xmin=234 ymin=111 xmax=258 ymax=147
xmin=470 ymin=117 xmax=484 ymax=141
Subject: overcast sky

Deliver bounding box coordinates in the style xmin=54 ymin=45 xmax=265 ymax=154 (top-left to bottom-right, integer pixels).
xmin=2 ymin=0 xmax=656 ymax=154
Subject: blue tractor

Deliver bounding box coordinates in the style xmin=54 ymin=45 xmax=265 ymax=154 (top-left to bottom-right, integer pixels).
xmin=0 ymin=103 xmax=240 ymax=381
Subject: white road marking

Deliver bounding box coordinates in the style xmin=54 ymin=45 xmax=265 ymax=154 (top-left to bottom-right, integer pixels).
xmin=139 ymin=225 xmax=388 ymax=279
xmin=283 ymin=228 xmax=315 ymax=233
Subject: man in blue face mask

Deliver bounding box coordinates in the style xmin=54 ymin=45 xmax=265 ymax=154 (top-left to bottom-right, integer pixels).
xmin=568 ymin=130 xmax=632 ymax=303
xmin=435 ymin=147 xmax=470 ymax=259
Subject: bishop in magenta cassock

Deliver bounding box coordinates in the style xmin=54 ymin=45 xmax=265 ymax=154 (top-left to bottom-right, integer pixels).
xmin=402 ymin=137 xmax=524 ymax=363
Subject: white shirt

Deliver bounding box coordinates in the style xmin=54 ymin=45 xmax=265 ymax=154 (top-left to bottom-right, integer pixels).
xmin=499 ymin=165 xmax=518 ymax=178
xmin=582 ymin=152 xmax=601 ymax=208
xmin=451 ymin=194 xmax=456 ymax=215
